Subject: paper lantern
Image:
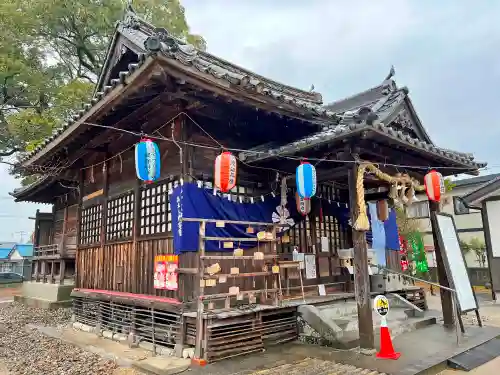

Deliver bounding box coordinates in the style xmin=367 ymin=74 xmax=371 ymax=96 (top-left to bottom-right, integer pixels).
xmin=400 ymin=259 xmax=409 ymax=272
xmin=296 ymin=160 xmax=317 ymax=199
xmin=214 ymin=151 xmax=237 ymax=193
xmin=424 ymin=170 xmax=445 ymax=202
xmin=135 ymin=138 xmax=160 ymax=183
xmin=376 ymin=200 xmax=389 ymax=221
xmin=296 ymin=192 xmax=311 ymax=216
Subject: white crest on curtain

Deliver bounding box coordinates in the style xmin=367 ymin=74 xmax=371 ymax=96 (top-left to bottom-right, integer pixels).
xmin=272 ymin=205 xmax=294 ymax=232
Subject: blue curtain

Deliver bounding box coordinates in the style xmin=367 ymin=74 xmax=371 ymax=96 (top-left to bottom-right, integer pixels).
xmin=171 ymin=183 xmax=350 ymax=254
xmin=368 ymin=202 xmax=387 ymax=266
xmin=384 ymin=208 xmax=400 ymax=250
xmin=366 ymin=205 xmax=400 ymax=252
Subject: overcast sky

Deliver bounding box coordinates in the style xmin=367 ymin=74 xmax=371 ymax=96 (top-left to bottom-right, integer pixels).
xmin=1 ymin=0 xmax=499 ymax=240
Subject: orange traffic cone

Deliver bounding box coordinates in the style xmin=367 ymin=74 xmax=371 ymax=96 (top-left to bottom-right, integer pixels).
xmin=376 ymin=317 xmax=401 ymax=360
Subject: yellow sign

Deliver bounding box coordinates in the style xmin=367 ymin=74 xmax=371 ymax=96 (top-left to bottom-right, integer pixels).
xmin=373 ymin=295 xmax=389 ymax=316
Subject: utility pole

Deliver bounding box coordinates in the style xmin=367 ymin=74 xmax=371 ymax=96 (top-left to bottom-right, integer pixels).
xmin=13 ymin=231 xmax=27 ymax=243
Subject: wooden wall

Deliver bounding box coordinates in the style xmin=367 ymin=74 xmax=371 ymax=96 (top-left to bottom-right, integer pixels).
xmin=76 ymin=237 xmax=176 ymax=298
xmin=75 ymin=117 xmax=352 ymax=304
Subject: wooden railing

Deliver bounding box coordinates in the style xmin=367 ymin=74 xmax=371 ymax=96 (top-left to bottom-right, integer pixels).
xmin=34 ymin=244 xmax=60 ymax=258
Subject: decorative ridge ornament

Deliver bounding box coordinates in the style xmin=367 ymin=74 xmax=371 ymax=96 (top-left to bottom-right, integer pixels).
xmin=296 ymin=159 xmax=317 ymax=199
xmin=135 ymin=138 xmax=160 ymax=183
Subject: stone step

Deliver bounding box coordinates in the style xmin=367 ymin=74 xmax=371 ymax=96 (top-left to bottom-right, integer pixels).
xmin=248 ymin=358 xmax=385 ymax=375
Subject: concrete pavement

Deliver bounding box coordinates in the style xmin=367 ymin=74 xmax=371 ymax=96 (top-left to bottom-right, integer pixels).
xmin=438 ymin=356 xmax=500 ymax=375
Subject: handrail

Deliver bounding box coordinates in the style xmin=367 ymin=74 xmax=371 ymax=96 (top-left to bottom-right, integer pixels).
xmin=374 ymin=264 xmax=456 ymax=293
xmin=34 ymin=244 xmax=59 ymax=257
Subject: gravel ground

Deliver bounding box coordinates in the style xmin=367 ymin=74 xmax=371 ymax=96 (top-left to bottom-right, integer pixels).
xmin=0 ymin=302 xmax=142 ymax=375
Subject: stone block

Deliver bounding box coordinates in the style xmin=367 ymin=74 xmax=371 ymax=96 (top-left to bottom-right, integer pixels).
xmin=297 ymin=304 xmax=343 ymax=342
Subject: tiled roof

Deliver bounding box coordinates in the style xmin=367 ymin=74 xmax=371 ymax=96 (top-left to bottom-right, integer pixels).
xmin=13 ymin=244 xmax=33 ymax=257
xmin=462 ymin=175 xmax=500 ymax=208
xmin=0 ymin=242 xmax=16 ymax=250
xmin=20 ymin=52 xmax=150 ymax=165
xmin=0 ymin=243 xmax=15 ymax=260
xmin=20 ymin=11 xmax=342 ymax=166
xmin=453 ymin=173 xmax=500 ymax=187
xmin=10 ymin=176 xmax=51 ymax=198
xmin=239 ymin=91 xmax=486 ymax=170
xmin=324 ymin=79 xmax=396 ymax=114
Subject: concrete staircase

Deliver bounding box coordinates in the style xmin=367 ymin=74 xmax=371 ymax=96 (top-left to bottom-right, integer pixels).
xmin=247 ymin=357 xmax=386 ymax=374
xmin=298 ymin=296 xmax=438 ymax=349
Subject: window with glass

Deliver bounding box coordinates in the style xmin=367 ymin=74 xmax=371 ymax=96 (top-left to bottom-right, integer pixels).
xmin=406 ymin=201 xmax=430 ymax=218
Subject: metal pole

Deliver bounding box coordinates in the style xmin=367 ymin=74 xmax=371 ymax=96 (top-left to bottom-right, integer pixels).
xmin=375 ymin=265 xmax=456 ymax=293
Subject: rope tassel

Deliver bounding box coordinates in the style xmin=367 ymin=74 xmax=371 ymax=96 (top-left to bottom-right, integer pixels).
xmin=353 ymin=164 xmax=370 ymax=231
xmin=352 ymin=163 xmax=426 ymax=232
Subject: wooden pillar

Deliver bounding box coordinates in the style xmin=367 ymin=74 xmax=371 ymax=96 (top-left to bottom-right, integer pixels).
xmin=348 ymin=164 xmax=374 ymax=350
xmin=59 ymin=260 xmax=66 ymax=285
xmin=481 ymin=201 xmax=497 ymax=301
xmin=75 ymin=170 xmax=84 ymax=287
xmin=309 ymin=210 xmax=321 ymax=283
xmin=429 ymin=201 xmax=454 ymax=327
xmin=100 ymin=158 xmax=110 ymax=249
xmin=41 ymin=261 xmax=46 ymax=283
xmin=194 ymin=221 xmax=206 ymax=360
xmin=60 ymin=206 xmax=68 ymax=258
xmin=49 ymin=261 xmax=55 ymax=283
xmin=34 ymin=260 xmax=39 ymax=282
xmin=179 ymin=113 xmax=193 ymax=183
xmin=132 ymin=179 xmax=141 ymax=294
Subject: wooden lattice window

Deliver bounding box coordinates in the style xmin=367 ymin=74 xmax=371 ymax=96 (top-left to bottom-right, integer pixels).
xmin=140 ymin=181 xmax=170 ymax=236
xmin=106 ymin=192 xmax=134 ymax=241
xmin=80 ymin=204 xmax=102 ymax=245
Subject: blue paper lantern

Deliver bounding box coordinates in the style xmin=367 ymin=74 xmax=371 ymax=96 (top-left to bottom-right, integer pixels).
xmin=135 ymin=138 xmax=161 ymax=183
xmin=296 ymin=160 xmax=316 ymax=199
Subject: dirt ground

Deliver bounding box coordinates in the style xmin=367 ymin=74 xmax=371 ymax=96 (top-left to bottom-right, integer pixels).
xmin=0 ymin=286 xmax=21 ymax=300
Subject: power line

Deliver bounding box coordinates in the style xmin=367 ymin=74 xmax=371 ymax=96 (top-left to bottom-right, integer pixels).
xmin=2 ymin=111 xmax=490 ymax=176
xmin=82 ymin=119 xmax=487 ymax=172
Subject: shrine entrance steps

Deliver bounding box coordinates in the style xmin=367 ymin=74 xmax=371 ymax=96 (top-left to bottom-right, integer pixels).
xmin=298 ymin=295 xmax=438 ymax=350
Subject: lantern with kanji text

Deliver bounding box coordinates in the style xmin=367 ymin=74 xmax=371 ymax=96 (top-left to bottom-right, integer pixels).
xmin=295 ymin=192 xmax=311 ymax=216
xmin=296 ymin=160 xmax=317 ymax=199
xmin=214 ymin=151 xmax=238 ymax=193
xmin=424 ymin=170 xmax=445 ymax=202
xmin=135 ymin=138 xmax=161 ymax=183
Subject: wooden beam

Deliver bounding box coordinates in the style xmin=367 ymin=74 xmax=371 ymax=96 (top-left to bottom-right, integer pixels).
xmin=58 ymin=90 xmax=175 ymax=170
xmin=348 ymin=164 xmax=374 ymax=350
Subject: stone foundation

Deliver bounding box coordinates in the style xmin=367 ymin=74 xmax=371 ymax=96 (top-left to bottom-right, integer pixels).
xmin=14 ymin=281 xmax=74 ymax=309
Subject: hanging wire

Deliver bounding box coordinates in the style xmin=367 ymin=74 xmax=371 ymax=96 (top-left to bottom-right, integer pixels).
xmin=80 ymin=120 xmax=486 ymax=171
xmin=5 ymin=111 xmax=490 ymax=177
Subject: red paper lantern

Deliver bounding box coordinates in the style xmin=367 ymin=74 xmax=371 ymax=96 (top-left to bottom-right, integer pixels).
xmin=400 ymin=259 xmax=409 ymax=272
xmin=214 ymin=151 xmax=237 ymax=193
xmin=424 ymin=170 xmax=445 ymax=202
xmin=296 ymin=192 xmax=311 ymax=216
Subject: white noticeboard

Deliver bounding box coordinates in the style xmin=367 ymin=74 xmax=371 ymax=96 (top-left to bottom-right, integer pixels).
xmin=434 ymin=213 xmax=478 ymax=313
xmin=486 ymin=200 xmax=500 ymax=257
xmin=305 ymin=255 xmax=317 ymax=279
